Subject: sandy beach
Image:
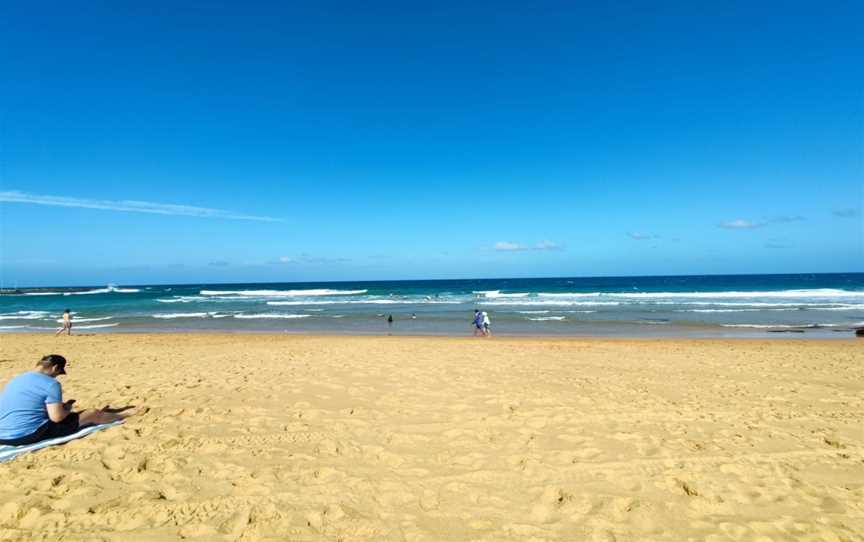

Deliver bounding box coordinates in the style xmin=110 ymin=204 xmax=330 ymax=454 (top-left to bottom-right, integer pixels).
xmin=0 ymin=334 xmax=861 ymax=541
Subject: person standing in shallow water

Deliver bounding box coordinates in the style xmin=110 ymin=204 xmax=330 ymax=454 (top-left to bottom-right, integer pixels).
xmin=387 ymin=314 xmax=393 ymax=328
xmin=472 ymin=310 xmax=483 ymax=336
xmin=55 ymin=309 xmax=72 ymax=336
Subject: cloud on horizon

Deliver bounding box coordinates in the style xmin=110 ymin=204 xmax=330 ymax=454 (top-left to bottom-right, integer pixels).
xmin=492 ymin=240 xmax=561 ymax=252
xmin=268 ymin=254 xmax=351 ymax=265
xmin=0 ymin=190 xmax=283 ymax=222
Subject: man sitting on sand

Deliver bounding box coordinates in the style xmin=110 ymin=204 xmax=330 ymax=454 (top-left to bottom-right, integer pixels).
xmin=0 ymin=354 xmax=131 ymax=446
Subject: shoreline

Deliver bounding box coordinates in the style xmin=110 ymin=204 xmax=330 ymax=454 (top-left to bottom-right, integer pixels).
xmin=2 ymin=328 xmax=859 ymax=340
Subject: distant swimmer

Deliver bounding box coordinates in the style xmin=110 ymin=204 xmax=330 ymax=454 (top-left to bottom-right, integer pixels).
xmin=411 ymin=313 xmax=417 ymax=320
xmin=387 ymin=314 xmax=393 ymax=327
xmin=55 ymin=309 xmax=72 ymax=336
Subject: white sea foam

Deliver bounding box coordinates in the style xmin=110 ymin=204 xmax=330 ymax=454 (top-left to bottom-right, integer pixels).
xmin=22 ymin=292 xmax=63 ymax=296
xmin=266 ymin=299 xmax=460 ymax=306
xmin=66 ymin=286 xmax=140 ymax=295
xmin=721 ymin=324 xmax=817 ymax=329
xmin=679 ymin=308 xmax=799 ymax=313
xmin=528 ymin=316 xmax=566 ymax=321
xmin=536 ymin=292 xmax=601 ymax=298
xmin=56 ymin=316 xmax=114 ymax=323
xmin=536 ymin=288 xmax=864 ymax=300
xmin=0 ymin=325 xmax=29 ymax=330
xmin=200 ymin=289 xmax=367 ymax=297
xmin=152 ymin=312 xmax=209 ymax=319
xmin=267 ymin=300 xmax=344 ymax=306
xmin=517 ymin=310 xmax=550 ymax=314
xmin=233 ymin=313 xmax=310 ymax=319
xmin=481 ymin=300 xmax=620 ymax=307
xmin=156 ymin=296 xmax=207 ymax=303
xmin=0 ymin=311 xmax=51 ymax=320
xmin=34 ymin=322 xmax=119 ymax=329
xmin=473 ymin=290 xmax=531 ymax=298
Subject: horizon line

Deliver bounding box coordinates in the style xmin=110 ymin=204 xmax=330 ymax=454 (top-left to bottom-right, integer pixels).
xmin=2 ymin=270 xmax=862 ymax=291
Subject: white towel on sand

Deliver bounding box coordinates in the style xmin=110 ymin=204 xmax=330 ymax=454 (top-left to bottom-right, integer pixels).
xmin=0 ymin=421 xmax=123 ymax=463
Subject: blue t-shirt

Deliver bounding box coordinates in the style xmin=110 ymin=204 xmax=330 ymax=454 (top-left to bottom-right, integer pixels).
xmin=0 ymin=372 xmax=63 ymax=440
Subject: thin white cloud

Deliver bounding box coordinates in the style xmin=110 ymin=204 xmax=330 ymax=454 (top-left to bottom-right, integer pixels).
xmin=719 ymin=219 xmax=766 ymax=230
xmin=268 ymin=254 xmax=350 ymax=265
xmin=834 ymin=208 xmax=861 ymax=218
xmin=534 ymin=240 xmax=562 ymax=251
xmin=492 ymin=240 xmax=561 ymax=252
xmin=770 ymin=215 xmax=806 ymax=224
xmin=493 ymin=241 xmax=528 ymax=251
xmin=627 ymin=232 xmax=658 ymax=240
xmin=0 ymin=190 xmax=283 ymax=222
xmin=719 ymin=215 xmax=806 ymax=230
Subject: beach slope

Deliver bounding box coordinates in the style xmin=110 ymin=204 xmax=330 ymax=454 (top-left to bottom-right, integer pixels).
xmin=0 ymin=334 xmax=862 ymax=540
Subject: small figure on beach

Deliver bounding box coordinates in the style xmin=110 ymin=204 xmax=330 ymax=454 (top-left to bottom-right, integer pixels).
xmin=0 ymin=355 xmax=134 ymax=446
xmin=387 ymin=314 xmax=393 ymax=327
xmin=482 ymin=311 xmax=492 ymax=337
xmin=472 ymin=310 xmax=484 ymax=336
xmin=55 ymin=309 xmax=72 ymax=336
xmin=411 ymin=313 xmax=417 ymax=320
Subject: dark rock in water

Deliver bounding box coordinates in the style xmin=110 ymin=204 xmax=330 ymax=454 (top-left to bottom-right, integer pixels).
xmin=856 ymin=328 xmax=864 ymax=337
xmin=767 ymin=329 xmax=805 ymax=333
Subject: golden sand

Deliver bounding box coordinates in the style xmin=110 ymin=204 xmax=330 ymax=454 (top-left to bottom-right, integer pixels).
xmin=0 ymin=334 xmax=862 ymax=541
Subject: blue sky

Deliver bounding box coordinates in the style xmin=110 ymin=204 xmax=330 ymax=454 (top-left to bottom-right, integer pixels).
xmin=1 ymin=1 xmax=861 ymax=287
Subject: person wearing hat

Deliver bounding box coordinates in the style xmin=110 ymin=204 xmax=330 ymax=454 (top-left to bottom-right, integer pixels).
xmin=0 ymin=354 xmax=128 ymax=446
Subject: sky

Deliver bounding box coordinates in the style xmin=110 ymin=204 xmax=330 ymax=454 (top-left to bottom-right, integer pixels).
xmin=1 ymin=1 xmax=862 ymax=287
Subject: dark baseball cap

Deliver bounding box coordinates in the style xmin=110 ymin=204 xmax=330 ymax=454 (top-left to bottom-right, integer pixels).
xmin=39 ymin=354 xmax=67 ymax=374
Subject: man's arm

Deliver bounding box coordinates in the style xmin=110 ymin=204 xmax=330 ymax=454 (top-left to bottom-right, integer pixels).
xmin=46 ymin=402 xmax=71 ymax=422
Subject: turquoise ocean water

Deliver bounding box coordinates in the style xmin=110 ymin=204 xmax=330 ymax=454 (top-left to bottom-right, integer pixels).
xmin=1 ymin=273 xmax=862 ymax=338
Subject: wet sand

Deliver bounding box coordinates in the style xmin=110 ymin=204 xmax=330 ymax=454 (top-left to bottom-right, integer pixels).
xmin=0 ymin=334 xmax=862 ymax=541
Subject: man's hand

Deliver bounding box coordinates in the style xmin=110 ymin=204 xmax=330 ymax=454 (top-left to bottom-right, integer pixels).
xmin=64 ymin=399 xmax=76 ymax=410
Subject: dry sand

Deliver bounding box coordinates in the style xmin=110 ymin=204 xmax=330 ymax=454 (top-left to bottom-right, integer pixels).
xmin=0 ymin=334 xmax=862 ymax=541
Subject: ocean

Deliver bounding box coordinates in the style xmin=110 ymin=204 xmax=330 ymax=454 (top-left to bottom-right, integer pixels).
xmin=1 ymin=273 xmax=863 ymax=338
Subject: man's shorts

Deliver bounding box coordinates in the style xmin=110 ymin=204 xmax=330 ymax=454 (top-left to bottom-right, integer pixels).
xmin=0 ymin=413 xmax=81 ymax=446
